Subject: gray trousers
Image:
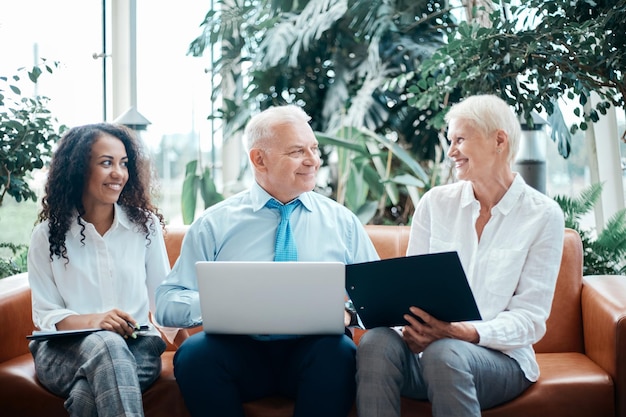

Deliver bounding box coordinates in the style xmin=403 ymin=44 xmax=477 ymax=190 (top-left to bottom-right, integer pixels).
xmin=29 ymin=331 xmax=166 ymax=417
xmin=356 ymin=327 xmax=532 ymax=417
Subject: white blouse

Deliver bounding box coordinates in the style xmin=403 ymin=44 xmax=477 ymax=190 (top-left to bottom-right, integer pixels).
xmin=407 ymin=174 xmax=564 ymax=381
xmin=28 ymin=204 xmax=170 ymax=336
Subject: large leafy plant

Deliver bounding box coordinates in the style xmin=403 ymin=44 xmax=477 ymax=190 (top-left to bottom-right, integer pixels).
xmin=188 ymin=0 xmax=458 ymax=223
xmin=407 ymin=0 xmax=626 ymax=157
xmin=190 ymin=0 xmax=454 ymax=146
xmin=0 ymin=243 xmax=27 ymax=279
xmin=316 ymin=126 xmax=431 ymax=224
xmin=0 ymin=61 xmax=66 ymax=278
xmin=553 ymin=183 xmax=626 ymax=276
xmin=0 ymin=61 xmax=67 ymax=206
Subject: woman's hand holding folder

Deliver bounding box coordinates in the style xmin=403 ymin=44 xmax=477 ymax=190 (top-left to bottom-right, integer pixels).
xmin=402 ymin=306 xmax=480 ymax=354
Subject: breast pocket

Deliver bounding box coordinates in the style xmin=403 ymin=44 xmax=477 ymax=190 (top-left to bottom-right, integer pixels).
xmin=483 ymin=249 xmax=527 ymax=297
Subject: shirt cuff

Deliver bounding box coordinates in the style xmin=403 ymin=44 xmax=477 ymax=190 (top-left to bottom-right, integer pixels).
xmin=189 ymin=292 xmax=203 ymax=326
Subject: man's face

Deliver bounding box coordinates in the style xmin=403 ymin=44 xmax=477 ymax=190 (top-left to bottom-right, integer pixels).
xmin=253 ymin=121 xmax=321 ymax=203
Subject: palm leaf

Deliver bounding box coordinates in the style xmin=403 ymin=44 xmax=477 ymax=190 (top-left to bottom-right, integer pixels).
xmin=289 ymin=0 xmax=348 ymax=67
xmin=362 ymin=128 xmax=429 ymax=183
xmin=553 ymin=182 xmax=626 ymax=275
xmin=315 ymin=131 xmax=368 ymax=153
xmin=594 ymin=209 xmax=626 ymax=271
xmin=257 ymin=14 xmax=299 ymax=68
xmin=552 ymin=182 xmax=602 ymax=229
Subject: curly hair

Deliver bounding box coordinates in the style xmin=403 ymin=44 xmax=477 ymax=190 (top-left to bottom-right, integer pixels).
xmin=37 ymin=123 xmax=165 ymax=261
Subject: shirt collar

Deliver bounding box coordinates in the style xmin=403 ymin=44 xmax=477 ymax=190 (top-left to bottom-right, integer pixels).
xmin=459 ymin=173 xmax=526 ymax=215
xmin=69 ymin=203 xmax=131 ymax=237
xmin=460 ymin=181 xmax=476 ymax=208
xmin=496 ymin=173 xmax=526 ymax=215
xmin=114 ymin=204 xmax=133 ymax=229
xmin=250 ymin=181 xmax=313 ymax=212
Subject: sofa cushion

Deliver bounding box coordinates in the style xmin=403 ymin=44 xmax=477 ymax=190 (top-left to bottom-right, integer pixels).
xmin=0 ymin=352 xmax=190 ymax=417
xmin=0 ymin=353 xmax=67 ymax=417
xmin=390 ymin=353 xmax=614 ymax=417
xmin=142 ymin=352 xmax=191 ymax=417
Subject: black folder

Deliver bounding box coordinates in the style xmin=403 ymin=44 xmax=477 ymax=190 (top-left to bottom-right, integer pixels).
xmin=346 ymin=252 xmax=481 ymax=328
xmin=27 ymin=325 xmax=150 ymax=340
xmin=26 ymin=328 xmax=104 ymax=340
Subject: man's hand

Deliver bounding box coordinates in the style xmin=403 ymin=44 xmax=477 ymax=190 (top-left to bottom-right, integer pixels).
xmin=344 ymin=307 xmax=359 ymax=327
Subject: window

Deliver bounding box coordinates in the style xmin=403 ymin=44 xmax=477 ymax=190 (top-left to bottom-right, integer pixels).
xmin=0 ymin=1 xmax=103 ymax=124
xmin=0 ymin=1 xmax=218 ymax=249
xmin=0 ymin=0 xmax=103 ymax=249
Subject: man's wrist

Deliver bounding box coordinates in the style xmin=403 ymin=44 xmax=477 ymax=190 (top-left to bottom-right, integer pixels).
xmin=345 ymin=301 xmax=359 ymax=327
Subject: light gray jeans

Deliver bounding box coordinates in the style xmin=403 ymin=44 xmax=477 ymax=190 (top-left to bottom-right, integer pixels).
xmin=356 ymin=327 xmax=532 ymax=417
xmin=29 ymin=331 xmax=166 ymax=417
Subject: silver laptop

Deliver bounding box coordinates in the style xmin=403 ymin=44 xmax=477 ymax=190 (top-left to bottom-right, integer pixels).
xmin=195 ymin=261 xmax=346 ymax=335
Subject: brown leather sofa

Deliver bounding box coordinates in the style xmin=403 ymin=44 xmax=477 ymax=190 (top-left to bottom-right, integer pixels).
xmin=0 ymin=225 xmax=624 ymax=417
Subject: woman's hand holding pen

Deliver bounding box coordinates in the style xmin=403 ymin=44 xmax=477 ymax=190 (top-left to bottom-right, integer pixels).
xmin=402 ymin=306 xmax=479 ymax=354
xmin=56 ymin=309 xmax=141 ymax=338
xmin=94 ymin=309 xmax=141 ymax=338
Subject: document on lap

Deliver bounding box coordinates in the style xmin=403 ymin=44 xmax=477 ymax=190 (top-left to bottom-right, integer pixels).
xmin=345 ymin=252 xmax=481 ymax=328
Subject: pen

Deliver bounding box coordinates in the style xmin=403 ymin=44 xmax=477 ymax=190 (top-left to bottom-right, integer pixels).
xmin=127 ymin=322 xmax=150 ymax=330
xmin=125 ymin=322 xmax=149 ymax=339
xmin=126 ymin=321 xmax=140 ymax=330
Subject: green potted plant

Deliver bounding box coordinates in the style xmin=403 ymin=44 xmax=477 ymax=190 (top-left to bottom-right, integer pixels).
xmin=0 ymin=61 xmax=67 ymax=278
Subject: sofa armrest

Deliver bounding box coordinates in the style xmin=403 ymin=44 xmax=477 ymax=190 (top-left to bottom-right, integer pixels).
xmin=582 ymin=275 xmax=626 ymax=417
xmin=0 ymin=273 xmax=35 ymax=363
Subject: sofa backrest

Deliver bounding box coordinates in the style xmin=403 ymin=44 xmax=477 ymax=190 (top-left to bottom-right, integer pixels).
xmin=0 ymin=273 xmax=35 ymax=362
xmin=164 ymin=225 xmax=412 ymax=266
xmin=0 ymin=225 xmax=582 ymax=359
xmin=534 ymin=228 xmax=584 ymax=353
xmin=164 ymin=225 xmax=188 ymax=268
xmin=163 ymin=225 xmax=584 ymax=353
xmin=363 ymin=225 xmax=411 ymax=259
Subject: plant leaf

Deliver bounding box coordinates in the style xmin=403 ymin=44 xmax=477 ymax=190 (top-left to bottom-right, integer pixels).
xmin=181 ymin=160 xmax=200 ymax=225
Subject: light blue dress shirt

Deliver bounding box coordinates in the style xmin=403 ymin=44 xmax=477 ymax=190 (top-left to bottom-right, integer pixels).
xmin=155 ymin=182 xmax=380 ymax=328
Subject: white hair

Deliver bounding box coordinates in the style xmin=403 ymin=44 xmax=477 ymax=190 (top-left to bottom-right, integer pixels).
xmin=445 ymin=94 xmax=521 ymax=162
xmin=244 ymin=105 xmax=312 ymax=150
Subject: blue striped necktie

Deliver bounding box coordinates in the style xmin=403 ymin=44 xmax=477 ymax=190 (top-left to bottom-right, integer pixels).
xmin=265 ymin=198 xmax=301 ymax=261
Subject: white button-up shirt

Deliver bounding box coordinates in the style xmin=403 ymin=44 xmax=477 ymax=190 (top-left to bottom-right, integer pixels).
xmin=407 ymin=174 xmax=564 ymax=381
xmin=28 ymin=204 xmax=171 ymax=336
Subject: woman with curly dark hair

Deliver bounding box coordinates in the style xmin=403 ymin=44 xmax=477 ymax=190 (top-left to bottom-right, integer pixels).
xmin=27 ymin=123 xmax=170 ymax=417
